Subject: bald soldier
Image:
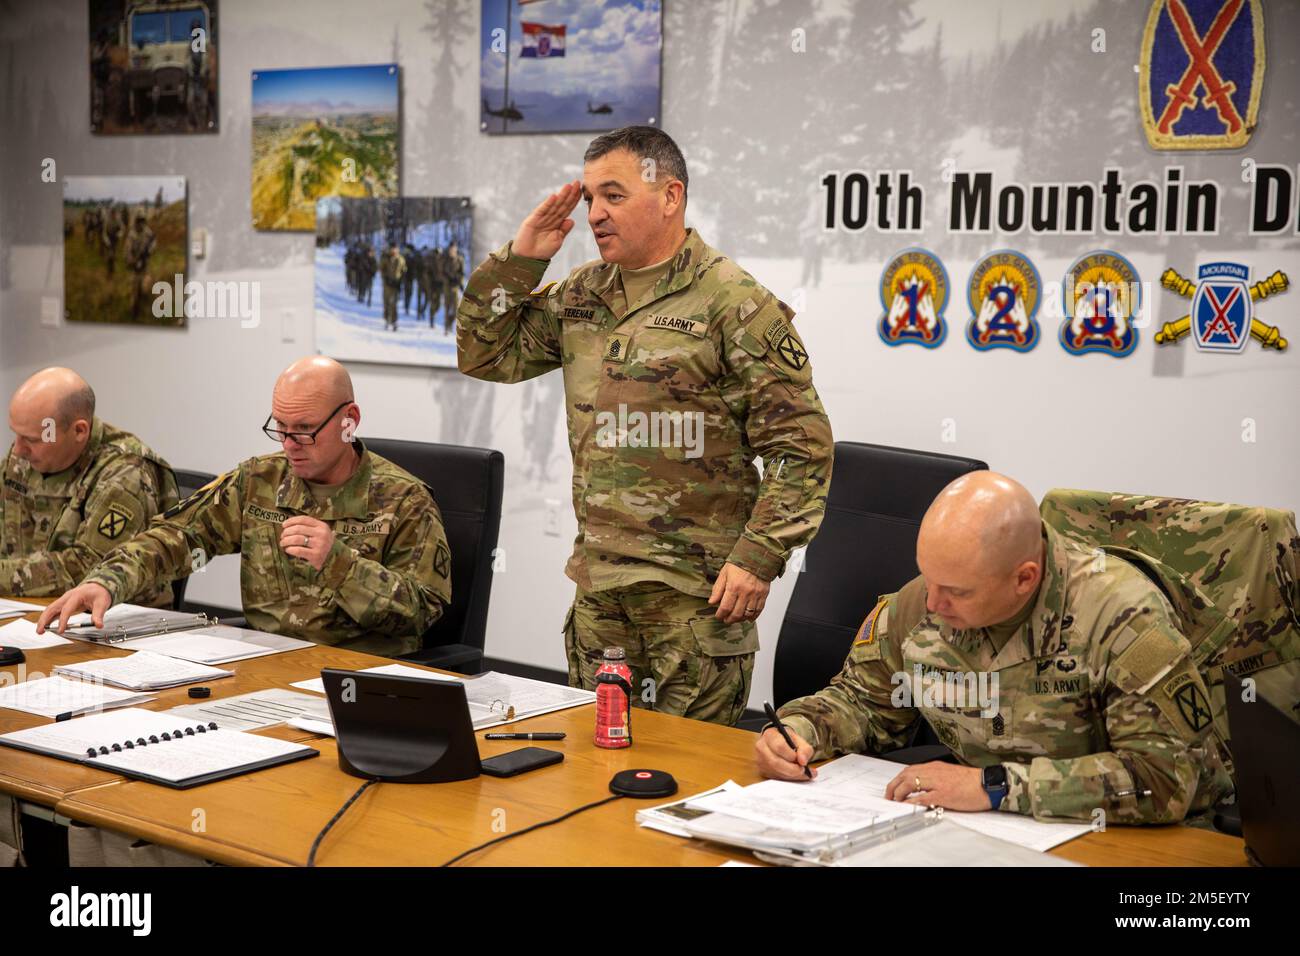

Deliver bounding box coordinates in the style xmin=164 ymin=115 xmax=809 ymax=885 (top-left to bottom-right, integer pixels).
xmin=458 ymin=126 xmax=833 ymax=725
xmin=39 ymin=357 xmax=451 ymax=656
xmin=757 ymin=472 xmax=1234 ymax=825
xmin=1 ymin=368 xmax=177 ymax=605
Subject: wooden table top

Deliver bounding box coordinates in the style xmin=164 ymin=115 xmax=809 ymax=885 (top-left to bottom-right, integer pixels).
xmin=3 ymin=597 xmax=1247 ymax=867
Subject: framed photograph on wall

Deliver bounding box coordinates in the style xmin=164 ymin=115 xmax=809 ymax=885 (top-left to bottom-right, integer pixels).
xmin=62 ymin=175 xmax=187 ymax=327
xmin=251 ymin=63 xmax=399 ymax=231
xmin=480 ymin=0 xmax=663 ymax=134
xmin=89 ymin=0 xmax=218 ymax=134
xmin=314 ymin=196 xmax=471 ymax=368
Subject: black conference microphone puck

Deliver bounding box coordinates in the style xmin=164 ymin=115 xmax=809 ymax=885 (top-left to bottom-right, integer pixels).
xmin=609 ymin=769 xmax=678 ymax=799
xmin=0 ymin=646 xmax=25 ymax=666
xmin=188 ymin=686 xmax=211 ymax=698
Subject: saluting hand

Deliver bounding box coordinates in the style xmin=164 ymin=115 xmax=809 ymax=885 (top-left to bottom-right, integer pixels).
xmin=280 ymin=515 xmax=335 ymax=572
xmin=513 ymin=179 xmax=582 ymax=260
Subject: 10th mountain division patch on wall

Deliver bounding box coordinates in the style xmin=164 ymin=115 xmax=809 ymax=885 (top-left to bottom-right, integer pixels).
xmin=1139 ymin=0 xmax=1266 ymax=150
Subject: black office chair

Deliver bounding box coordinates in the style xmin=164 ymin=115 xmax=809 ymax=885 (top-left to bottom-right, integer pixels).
xmin=765 ymin=442 xmax=988 ymax=760
xmin=169 ymin=469 xmax=217 ymax=611
xmin=363 ymin=438 xmax=504 ymax=675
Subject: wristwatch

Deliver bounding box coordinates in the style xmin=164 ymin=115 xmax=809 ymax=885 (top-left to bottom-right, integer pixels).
xmin=981 ymin=764 xmax=1009 ymax=810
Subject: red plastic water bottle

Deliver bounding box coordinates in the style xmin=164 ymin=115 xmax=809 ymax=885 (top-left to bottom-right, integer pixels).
xmin=594 ymin=647 xmax=633 ymax=749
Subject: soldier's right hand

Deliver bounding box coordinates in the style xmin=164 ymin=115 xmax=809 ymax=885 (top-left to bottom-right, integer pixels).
xmin=754 ymin=727 xmax=818 ymax=781
xmin=36 ymin=583 xmax=113 ymax=635
xmin=512 ymin=179 xmax=582 ymax=260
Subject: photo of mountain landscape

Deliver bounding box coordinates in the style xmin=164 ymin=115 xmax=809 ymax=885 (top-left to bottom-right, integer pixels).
xmin=251 ymin=63 xmax=399 ymax=231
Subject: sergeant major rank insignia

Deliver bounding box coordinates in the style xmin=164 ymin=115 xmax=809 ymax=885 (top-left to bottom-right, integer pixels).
xmin=1139 ymin=0 xmax=1265 ymax=151
xmin=879 ymin=248 xmax=948 ymax=348
xmin=1154 ymin=261 xmax=1288 ymax=352
xmin=966 ymin=251 xmax=1041 ymax=352
xmin=1060 ymin=251 xmax=1142 ymax=357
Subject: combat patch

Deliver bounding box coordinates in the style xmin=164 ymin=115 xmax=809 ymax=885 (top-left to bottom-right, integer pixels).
xmin=96 ymin=504 xmax=133 ymax=540
xmin=775 ymin=333 xmax=808 ymax=370
xmin=433 ymin=543 xmax=450 ymax=578
xmin=646 ymin=314 xmax=706 ymax=338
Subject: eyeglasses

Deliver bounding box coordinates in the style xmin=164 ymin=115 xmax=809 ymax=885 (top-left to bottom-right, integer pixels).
xmin=262 ymin=400 xmax=352 ymax=446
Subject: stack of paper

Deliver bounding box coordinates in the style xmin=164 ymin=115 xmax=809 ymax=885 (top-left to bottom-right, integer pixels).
xmin=673 ymin=754 xmax=1091 ymax=865
xmin=0 ymin=618 xmax=72 ymax=649
xmin=290 ymin=664 xmax=596 ymax=731
xmin=162 ymin=688 xmax=332 ymax=731
xmin=0 ymin=675 xmax=154 ymax=718
xmin=54 ymin=652 xmax=233 ymax=691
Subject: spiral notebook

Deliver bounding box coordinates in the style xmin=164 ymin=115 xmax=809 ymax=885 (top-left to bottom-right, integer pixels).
xmin=0 ymin=707 xmax=319 ymax=789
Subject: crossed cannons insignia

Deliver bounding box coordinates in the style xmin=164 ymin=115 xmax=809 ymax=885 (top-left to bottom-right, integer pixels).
xmin=1155 ymin=263 xmax=1288 ymax=352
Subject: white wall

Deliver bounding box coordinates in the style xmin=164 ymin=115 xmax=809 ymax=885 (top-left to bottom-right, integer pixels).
xmin=2 ymin=0 xmax=1297 ymax=711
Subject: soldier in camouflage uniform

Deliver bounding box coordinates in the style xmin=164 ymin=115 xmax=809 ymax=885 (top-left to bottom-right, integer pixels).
xmin=379 ymin=242 xmax=406 ymax=331
xmin=125 ymin=214 xmax=156 ymax=320
xmin=440 ymin=241 xmax=465 ymax=334
xmin=457 ymin=126 xmax=833 ymax=725
xmin=1041 ymin=488 xmax=1300 ymax=738
xmin=759 ymin=472 xmax=1233 ymax=825
xmin=0 ymin=368 xmax=177 ymax=605
xmin=39 ymin=357 xmax=450 ymax=657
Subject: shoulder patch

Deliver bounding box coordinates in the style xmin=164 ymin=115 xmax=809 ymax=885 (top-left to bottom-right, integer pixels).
xmin=531 ymin=281 xmax=558 ymax=298
xmin=1111 ymin=625 xmax=1182 ymax=694
xmin=96 ymin=503 xmax=134 ymax=540
xmin=854 ymin=600 xmax=886 ymax=646
xmin=163 ymin=471 xmax=232 ymax=519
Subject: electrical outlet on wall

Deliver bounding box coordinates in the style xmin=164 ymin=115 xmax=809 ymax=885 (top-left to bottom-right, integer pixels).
xmin=544 ymin=499 xmax=561 ymax=536
xmin=40 ymin=296 xmax=61 ymax=327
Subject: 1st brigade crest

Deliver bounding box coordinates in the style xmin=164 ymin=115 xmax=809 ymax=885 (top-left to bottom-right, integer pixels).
xmin=1155 ymin=262 xmax=1288 ymax=352
xmin=966 ymin=251 xmax=1041 ymax=353
xmin=1139 ymin=0 xmax=1266 ymax=150
xmin=1060 ymin=251 xmax=1141 ymax=357
xmin=879 ymin=248 xmax=948 ymax=348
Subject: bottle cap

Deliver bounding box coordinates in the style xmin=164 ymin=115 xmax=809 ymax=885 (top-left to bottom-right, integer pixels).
xmin=602 ymin=647 xmax=626 ymax=661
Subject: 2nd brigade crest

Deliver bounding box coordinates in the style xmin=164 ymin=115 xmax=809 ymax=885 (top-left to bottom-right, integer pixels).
xmin=1060 ymin=251 xmax=1141 ymax=357
xmin=1139 ymin=0 xmax=1266 ymax=150
xmin=879 ymin=248 xmax=948 ymax=348
xmin=1155 ymin=262 xmax=1288 ymax=352
xmin=966 ymin=251 xmax=1041 ymax=353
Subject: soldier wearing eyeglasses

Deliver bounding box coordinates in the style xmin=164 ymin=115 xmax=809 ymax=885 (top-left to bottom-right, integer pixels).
xmin=38 ymin=357 xmax=451 ymax=656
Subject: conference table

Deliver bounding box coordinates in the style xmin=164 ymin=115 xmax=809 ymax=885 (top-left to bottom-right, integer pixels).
xmin=0 ymin=598 xmax=1247 ymax=867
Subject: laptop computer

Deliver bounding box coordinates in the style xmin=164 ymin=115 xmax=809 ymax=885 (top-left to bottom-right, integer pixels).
xmin=1224 ymin=671 xmax=1300 ymax=866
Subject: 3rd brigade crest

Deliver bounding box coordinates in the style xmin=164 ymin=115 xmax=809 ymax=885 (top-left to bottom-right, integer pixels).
xmin=1060 ymin=251 xmax=1141 ymax=357
xmin=966 ymin=251 xmax=1041 ymax=353
xmin=1155 ymin=262 xmax=1288 ymax=353
xmin=879 ymin=248 xmax=948 ymax=348
xmin=1139 ymin=0 xmax=1266 ymax=150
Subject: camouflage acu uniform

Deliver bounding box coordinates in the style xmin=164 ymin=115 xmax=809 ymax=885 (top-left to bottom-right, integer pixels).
xmin=81 ymin=442 xmax=451 ymax=657
xmin=0 ymin=418 xmax=177 ymax=605
xmin=778 ymin=523 xmax=1234 ymax=825
xmin=458 ymin=228 xmax=834 ymax=724
xmin=1041 ymin=489 xmax=1300 ymax=739
xmin=380 ymin=248 xmax=406 ymax=330
xmin=441 ymin=246 xmax=465 ymax=333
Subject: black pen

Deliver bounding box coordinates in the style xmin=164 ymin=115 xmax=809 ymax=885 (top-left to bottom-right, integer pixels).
xmin=483 ymin=732 xmax=566 ymax=741
xmin=764 ymin=701 xmax=812 ymax=778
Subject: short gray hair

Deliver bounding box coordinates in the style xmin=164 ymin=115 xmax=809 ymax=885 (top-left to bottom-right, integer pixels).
xmin=58 ymin=384 xmax=95 ymax=426
xmin=584 ymin=125 xmax=688 ymax=200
